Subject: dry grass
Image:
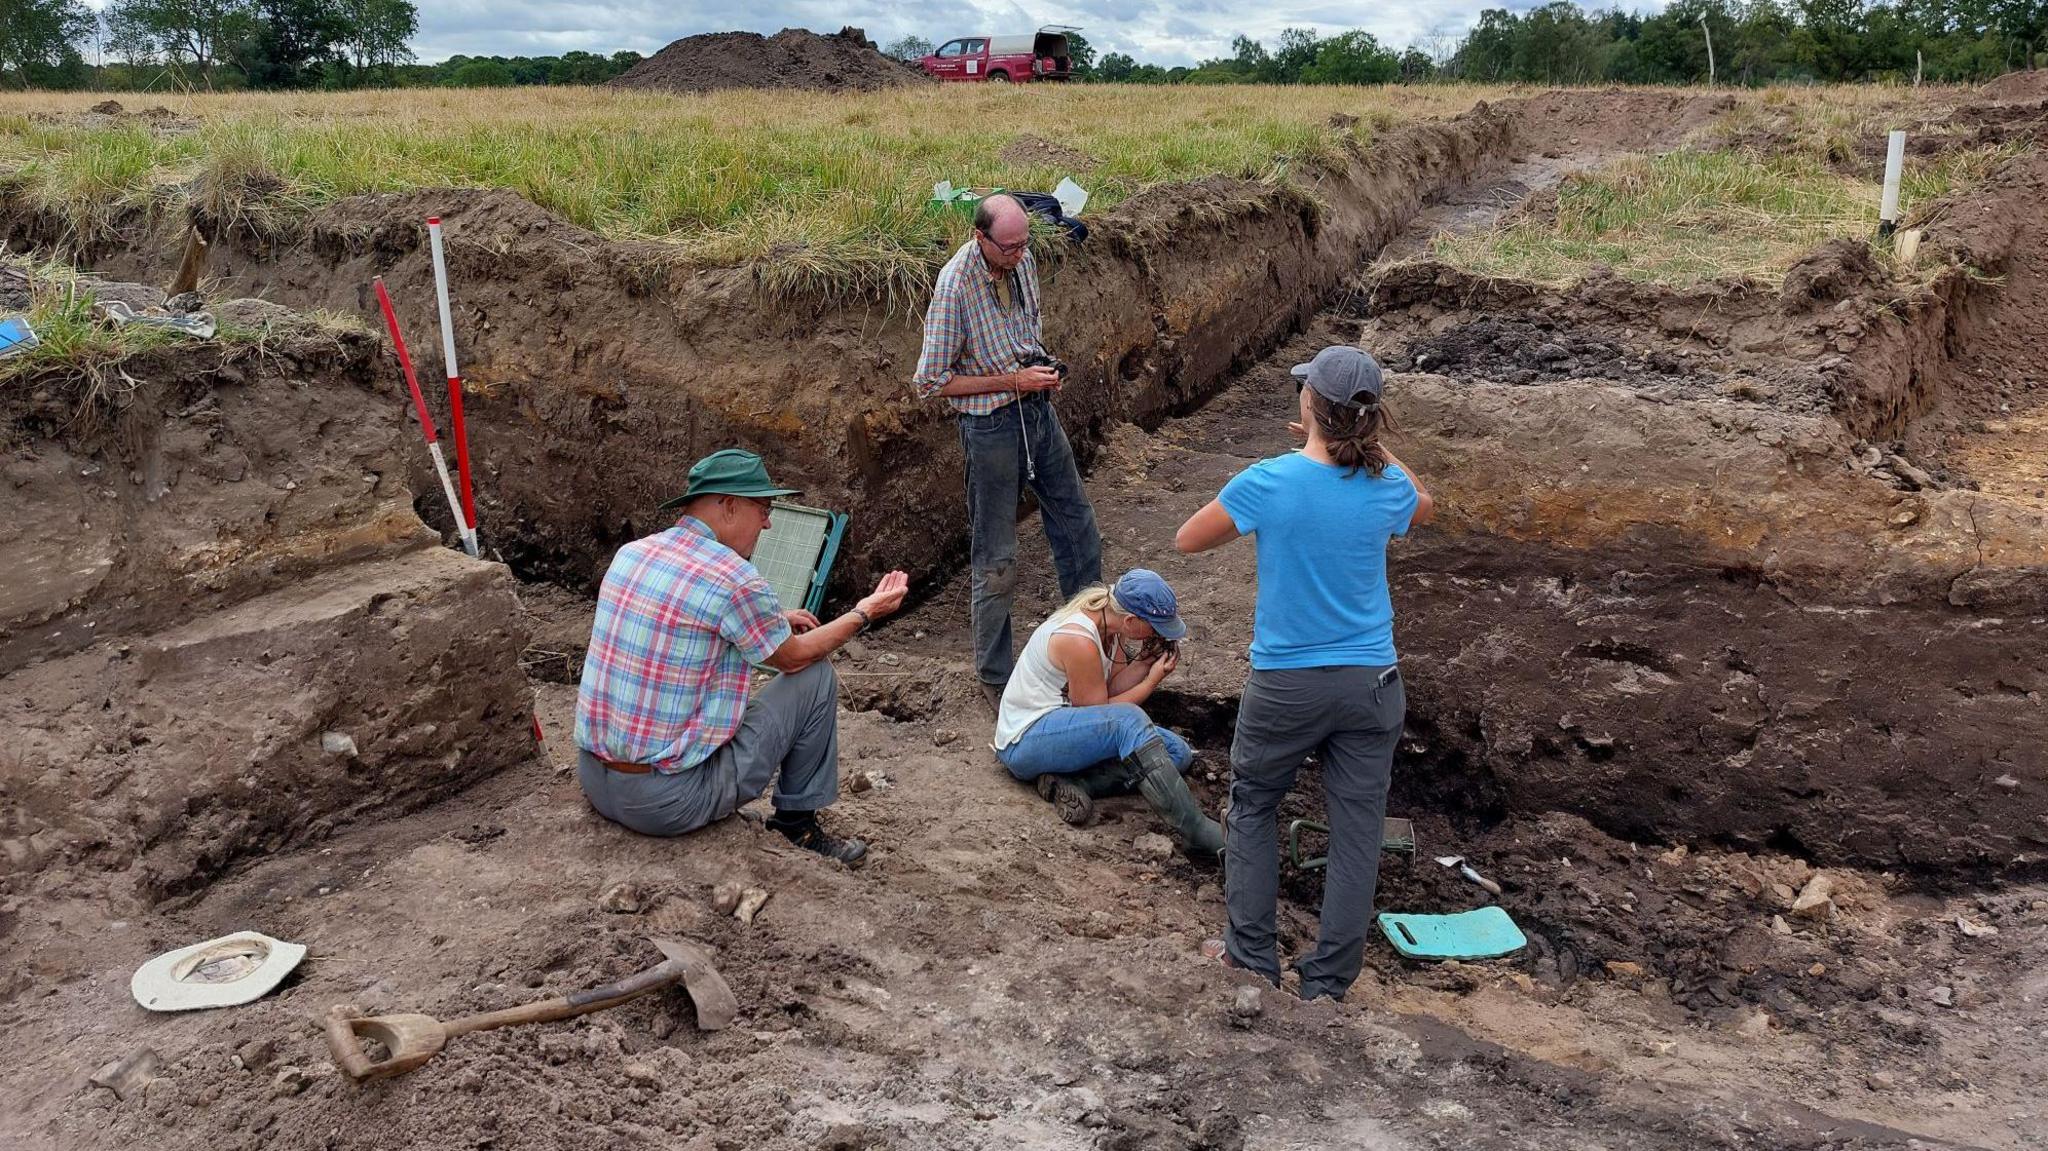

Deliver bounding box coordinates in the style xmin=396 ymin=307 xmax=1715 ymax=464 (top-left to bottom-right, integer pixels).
xmin=1 ymin=83 xmax=2018 ymax=298
xmin=0 ymin=85 xmax=1507 ymax=300
xmin=1430 ymin=84 xmax=2026 ymax=288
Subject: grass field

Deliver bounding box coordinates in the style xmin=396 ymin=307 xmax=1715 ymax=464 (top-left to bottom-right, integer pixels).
xmin=0 ymin=86 xmax=1500 ymax=299
xmin=1429 ymin=84 xmax=2025 ymax=287
xmin=0 ymin=83 xmax=2019 ymax=298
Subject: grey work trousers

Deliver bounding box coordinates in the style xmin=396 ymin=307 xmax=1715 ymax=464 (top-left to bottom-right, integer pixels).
xmin=577 ymin=661 xmax=842 ymax=837
xmin=1224 ymin=664 xmax=1404 ymax=1001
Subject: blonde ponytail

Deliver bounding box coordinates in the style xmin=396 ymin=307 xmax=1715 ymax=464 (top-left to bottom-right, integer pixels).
xmin=1053 ymin=585 xmax=1128 ymax=628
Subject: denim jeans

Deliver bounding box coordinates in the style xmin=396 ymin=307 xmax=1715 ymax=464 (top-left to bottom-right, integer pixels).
xmin=1224 ymin=665 xmax=1404 ymax=1001
xmin=959 ymin=392 xmax=1103 ymax=687
xmin=577 ymin=661 xmax=842 ymax=837
xmin=996 ymin=702 xmax=1194 ymax=780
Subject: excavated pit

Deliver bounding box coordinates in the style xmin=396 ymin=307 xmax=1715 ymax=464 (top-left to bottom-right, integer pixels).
xmin=0 ymin=286 xmax=536 ymax=911
xmin=5 ymin=87 xmax=2047 ymax=1151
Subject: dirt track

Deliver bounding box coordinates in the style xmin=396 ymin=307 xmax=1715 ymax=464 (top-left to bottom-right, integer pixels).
xmin=5 ymin=86 xmax=2048 ymax=1149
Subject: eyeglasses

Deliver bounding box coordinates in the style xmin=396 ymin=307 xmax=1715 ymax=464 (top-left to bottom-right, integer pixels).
xmin=979 ymin=230 xmax=1030 ymax=256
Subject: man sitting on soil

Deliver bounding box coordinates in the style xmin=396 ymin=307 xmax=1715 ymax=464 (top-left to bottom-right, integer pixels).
xmin=574 ymin=448 xmax=909 ymax=864
xmin=912 ymin=193 xmax=1103 ymax=713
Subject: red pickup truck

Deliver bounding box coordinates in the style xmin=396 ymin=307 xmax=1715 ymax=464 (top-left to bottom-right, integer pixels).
xmin=920 ymin=27 xmax=1078 ymax=83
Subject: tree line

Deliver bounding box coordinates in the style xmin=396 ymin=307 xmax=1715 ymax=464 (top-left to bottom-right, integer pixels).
xmin=887 ymin=0 xmax=2044 ymax=86
xmin=8 ymin=0 xmax=2045 ymax=91
xmin=1449 ymin=0 xmax=2045 ymax=85
xmin=0 ymin=0 xmax=644 ymax=90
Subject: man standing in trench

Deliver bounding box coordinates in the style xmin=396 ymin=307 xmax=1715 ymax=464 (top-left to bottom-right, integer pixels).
xmin=576 ymin=448 xmax=910 ymax=864
xmin=913 ymin=193 xmax=1103 ymax=712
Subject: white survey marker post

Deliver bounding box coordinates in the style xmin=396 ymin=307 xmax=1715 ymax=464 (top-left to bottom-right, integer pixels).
xmin=1879 ymin=130 xmax=1906 ymax=237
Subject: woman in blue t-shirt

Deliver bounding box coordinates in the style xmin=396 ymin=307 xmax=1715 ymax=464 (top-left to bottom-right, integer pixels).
xmin=1174 ymin=344 xmax=1435 ymax=1001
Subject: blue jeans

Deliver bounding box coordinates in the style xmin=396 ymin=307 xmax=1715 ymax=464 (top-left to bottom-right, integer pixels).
xmin=959 ymin=392 xmax=1103 ymax=687
xmin=996 ymin=703 xmax=1194 ymax=780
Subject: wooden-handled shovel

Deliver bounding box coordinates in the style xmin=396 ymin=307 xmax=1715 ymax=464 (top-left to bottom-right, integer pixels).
xmin=327 ymin=938 xmax=737 ymax=1081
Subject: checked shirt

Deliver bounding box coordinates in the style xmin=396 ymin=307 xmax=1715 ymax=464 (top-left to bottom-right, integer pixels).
xmin=575 ymin=517 xmax=792 ymax=773
xmin=911 ymin=239 xmax=1047 ymax=416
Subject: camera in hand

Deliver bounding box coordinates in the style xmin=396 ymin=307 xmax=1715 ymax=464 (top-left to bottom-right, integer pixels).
xmin=1138 ymin=636 xmax=1180 ymax=661
xmin=1021 ymin=352 xmax=1069 ymax=380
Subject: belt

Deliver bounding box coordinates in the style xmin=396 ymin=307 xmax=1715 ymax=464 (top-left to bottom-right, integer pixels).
xmin=600 ymin=756 xmax=654 ymax=775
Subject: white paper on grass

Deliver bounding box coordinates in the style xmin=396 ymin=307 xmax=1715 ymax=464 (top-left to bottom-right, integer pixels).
xmin=933 ymin=180 xmax=953 ymax=201
xmin=1054 ymin=177 xmax=1088 ymax=217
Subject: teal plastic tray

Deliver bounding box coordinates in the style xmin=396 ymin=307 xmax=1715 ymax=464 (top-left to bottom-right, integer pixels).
xmin=1377 ymin=907 xmax=1528 ymax=961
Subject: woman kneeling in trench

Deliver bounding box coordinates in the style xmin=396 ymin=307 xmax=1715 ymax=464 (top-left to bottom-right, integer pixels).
xmin=991 ymin=569 xmax=1224 ymax=859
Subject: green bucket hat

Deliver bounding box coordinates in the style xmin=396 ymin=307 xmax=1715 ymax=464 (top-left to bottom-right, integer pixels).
xmin=659 ymin=448 xmax=800 ymax=512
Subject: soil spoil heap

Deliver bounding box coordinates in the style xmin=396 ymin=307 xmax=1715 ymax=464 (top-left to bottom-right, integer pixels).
xmin=608 ymin=26 xmax=928 ymax=94
xmin=1979 ymin=67 xmax=2048 ymax=103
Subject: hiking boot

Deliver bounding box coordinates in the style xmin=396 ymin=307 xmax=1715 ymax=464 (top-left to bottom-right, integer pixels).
xmin=1035 ymin=773 xmax=1097 ymax=826
xmin=1129 ymin=738 xmax=1224 ymax=859
xmin=768 ymin=811 xmax=867 ymax=865
xmin=979 ymin=680 xmax=1006 ymax=716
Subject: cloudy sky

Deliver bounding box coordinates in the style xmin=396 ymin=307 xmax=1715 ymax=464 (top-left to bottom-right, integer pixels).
xmin=413 ymin=0 xmax=1555 ymax=66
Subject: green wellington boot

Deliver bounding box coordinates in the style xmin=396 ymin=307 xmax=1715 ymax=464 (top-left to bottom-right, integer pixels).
xmin=1035 ymin=757 xmax=1139 ymax=827
xmin=1129 ymin=738 xmax=1224 ymax=858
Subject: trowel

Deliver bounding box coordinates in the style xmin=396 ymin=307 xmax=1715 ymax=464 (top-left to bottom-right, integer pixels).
xmin=1434 ymin=855 xmax=1504 ymax=896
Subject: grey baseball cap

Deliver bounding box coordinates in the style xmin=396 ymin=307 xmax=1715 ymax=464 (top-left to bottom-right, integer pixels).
xmin=1290 ymin=345 xmax=1384 ymax=408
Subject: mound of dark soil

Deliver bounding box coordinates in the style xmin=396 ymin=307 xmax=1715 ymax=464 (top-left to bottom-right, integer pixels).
xmin=1980 ymin=67 xmax=2048 ymax=103
xmin=608 ymin=26 xmax=928 ymax=94
xmin=1390 ymin=312 xmax=1708 ymax=391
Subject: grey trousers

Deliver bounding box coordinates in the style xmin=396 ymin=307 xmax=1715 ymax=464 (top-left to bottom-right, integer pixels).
xmin=577 ymin=660 xmax=842 ymax=837
xmin=1224 ymin=664 xmax=1404 ymax=1001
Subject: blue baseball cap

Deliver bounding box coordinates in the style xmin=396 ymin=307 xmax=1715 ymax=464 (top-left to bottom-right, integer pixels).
xmin=1111 ymin=569 xmax=1186 ymax=641
xmin=1291 ymin=345 xmax=1384 ymax=409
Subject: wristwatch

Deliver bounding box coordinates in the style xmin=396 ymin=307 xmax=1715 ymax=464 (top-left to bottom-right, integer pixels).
xmin=852 ymin=608 xmax=872 ymax=633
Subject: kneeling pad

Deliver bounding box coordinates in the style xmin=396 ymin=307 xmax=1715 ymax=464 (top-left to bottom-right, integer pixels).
xmin=1377 ymin=907 xmax=1527 ymax=961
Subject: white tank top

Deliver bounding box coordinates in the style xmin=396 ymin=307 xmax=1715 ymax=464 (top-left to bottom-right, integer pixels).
xmin=993 ymin=611 xmax=1112 ymax=750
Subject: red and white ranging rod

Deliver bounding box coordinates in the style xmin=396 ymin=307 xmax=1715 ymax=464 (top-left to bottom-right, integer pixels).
xmin=374 ymin=276 xmax=474 ymax=558
xmin=426 ymin=216 xmax=481 ymax=557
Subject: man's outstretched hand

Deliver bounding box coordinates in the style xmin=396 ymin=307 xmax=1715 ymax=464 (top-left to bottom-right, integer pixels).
xmin=858 ymin=572 xmax=911 ymax=622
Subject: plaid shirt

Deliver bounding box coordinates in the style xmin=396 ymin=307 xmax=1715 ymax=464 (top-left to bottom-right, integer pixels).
xmin=912 ymin=239 xmax=1047 ymax=416
xmin=575 ymin=517 xmax=792 ymax=773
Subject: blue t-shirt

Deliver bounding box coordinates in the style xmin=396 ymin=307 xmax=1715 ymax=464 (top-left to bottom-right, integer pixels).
xmin=1219 ymin=451 xmax=1419 ymax=670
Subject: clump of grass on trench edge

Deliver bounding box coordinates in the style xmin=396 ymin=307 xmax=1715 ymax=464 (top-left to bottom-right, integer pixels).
xmin=1 ymin=257 xmax=360 ymax=435
xmin=1427 ymin=143 xmax=2027 ymax=289
xmin=2 ymin=260 xmax=168 ymax=431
